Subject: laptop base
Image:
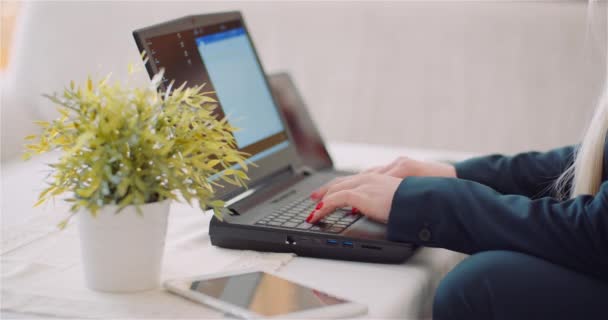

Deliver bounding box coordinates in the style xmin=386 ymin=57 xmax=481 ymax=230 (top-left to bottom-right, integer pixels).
xmin=209 ymin=217 xmax=416 ymax=264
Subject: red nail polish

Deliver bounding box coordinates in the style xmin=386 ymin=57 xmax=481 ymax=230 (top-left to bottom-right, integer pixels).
xmin=316 ymin=202 xmax=324 ymax=210
xmin=306 ymin=211 xmax=315 ymax=223
xmin=351 ymin=207 xmax=359 ymax=214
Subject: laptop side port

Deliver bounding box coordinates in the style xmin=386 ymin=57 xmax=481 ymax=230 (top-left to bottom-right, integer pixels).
xmin=361 ymin=244 xmax=382 ymax=251
xmin=342 ymin=241 xmax=354 ymax=248
xmin=285 ymin=236 xmax=296 ymax=245
xmin=326 ymin=239 xmax=338 ymax=246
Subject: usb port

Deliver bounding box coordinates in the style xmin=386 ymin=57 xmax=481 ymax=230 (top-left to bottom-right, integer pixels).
xmin=342 ymin=241 xmax=354 ymax=248
xmin=326 ymin=239 xmax=338 ymax=246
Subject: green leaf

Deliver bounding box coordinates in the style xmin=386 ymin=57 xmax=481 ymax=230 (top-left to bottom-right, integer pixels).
xmin=57 ymin=220 xmax=69 ymax=230
xmin=34 ymin=121 xmax=50 ymax=127
xmin=213 ymin=207 xmax=224 ymax=221
xmin=33 ymin=197 xmax=47 ymax=208
xmin=209 ymin=200 xmax=225 ymax=208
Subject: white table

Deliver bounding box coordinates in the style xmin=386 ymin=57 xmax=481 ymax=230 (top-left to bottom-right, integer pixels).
xmin=1 ymin=142 xmax=475 ymax=319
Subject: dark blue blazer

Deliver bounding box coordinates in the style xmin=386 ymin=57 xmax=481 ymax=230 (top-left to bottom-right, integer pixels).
xmin=387 ymin=146 xmax=608 ymax=282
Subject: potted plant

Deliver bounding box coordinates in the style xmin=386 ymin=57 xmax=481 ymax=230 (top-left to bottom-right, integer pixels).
xmin=23 ymin=67 xmax=249 ymax=292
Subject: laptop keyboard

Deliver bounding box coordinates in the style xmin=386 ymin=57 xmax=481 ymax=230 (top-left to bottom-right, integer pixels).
xmin=255 ymin=197 xmax=361 ymax=233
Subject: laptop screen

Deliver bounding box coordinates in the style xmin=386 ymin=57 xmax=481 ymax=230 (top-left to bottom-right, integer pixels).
xmin=142 ymin=18 xmax=290 ymax=166
xmin=268 ymin=73 xmax=334 ymax=171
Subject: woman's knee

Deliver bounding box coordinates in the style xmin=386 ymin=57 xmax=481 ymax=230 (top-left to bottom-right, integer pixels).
xmin=434 ymin=250 xmax=608 ymax=319
xmin=433 ymin=250 xmax=519 ymax=319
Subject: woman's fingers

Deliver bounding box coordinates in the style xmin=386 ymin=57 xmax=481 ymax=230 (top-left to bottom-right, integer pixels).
xmin=310 ymin=176 xmax=349 ymax=199
xmin=376 ymin=162 xmax=397 ymax=175
xmin=384 ymin=165 xmax=405 ymax=178
xmin=308 ymin=190 xmax=364 ymax=223
xmin=322 ymin=174 xmax=370 ymax=197
xmin=311 ymin=173 xmax=367 ymax=199
xmin=313 ymin=158 xmax=404 ymax=199
xmin=307 ymin=173 xmax=400 ymax=224
xmin=361 ymin=166 xmax=383 ymax=174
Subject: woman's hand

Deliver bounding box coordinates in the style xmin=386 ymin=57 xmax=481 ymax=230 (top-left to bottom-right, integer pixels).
xmin=307 ymin=157 xmax=456 ymax=224
xmin=311 ymin=157 xmax=456 ymax=200
xmin=307 ymin=173 xmax=402 ymax=224
xmin=361 ymin=156 xmax=456 ymax=179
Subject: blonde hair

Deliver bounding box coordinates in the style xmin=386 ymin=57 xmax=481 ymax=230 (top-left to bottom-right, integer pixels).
xmin=556 ymin=0 xmax=608 ymax=199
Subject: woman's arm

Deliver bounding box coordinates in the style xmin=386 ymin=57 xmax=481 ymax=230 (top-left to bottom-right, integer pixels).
xmin=314 ymin=146 xmax=576 ymax=200
xmin=387 ymin=176 xmax=608 ymax=282
xmin=455 ymin=146 xmax=575 ymax=198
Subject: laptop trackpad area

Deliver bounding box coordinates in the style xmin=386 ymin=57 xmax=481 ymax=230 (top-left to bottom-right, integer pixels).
xmin=342 ymin=217 xmax=387 ymax=241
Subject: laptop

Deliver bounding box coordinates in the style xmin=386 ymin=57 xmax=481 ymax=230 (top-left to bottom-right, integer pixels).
xmin=133 ymin=12 xmax=415 ymax=263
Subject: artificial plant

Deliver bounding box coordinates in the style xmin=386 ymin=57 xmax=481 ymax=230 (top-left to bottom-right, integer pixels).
xmin=24 ymin=66 xmax=249 ymax=227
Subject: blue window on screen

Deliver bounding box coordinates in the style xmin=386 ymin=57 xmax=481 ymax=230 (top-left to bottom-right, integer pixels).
xmin=196 ymin=28 xmax=285 ymax=149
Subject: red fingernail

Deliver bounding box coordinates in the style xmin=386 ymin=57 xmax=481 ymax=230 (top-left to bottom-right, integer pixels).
xmin=306 ymin=211 xmax=315 ymax=223
xmin=315 ymin=202 xmax=324 ymax=210
xmin=351 ymin=207 xmax=359 ymax=214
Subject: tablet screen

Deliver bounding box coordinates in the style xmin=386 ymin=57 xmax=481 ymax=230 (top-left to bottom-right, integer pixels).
xmin=189 ymin=272 xmax=348 ymax=316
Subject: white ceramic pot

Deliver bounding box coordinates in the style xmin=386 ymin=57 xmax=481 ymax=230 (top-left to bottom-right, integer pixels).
xmin=78 ymin=199 xmax=171 ymax=292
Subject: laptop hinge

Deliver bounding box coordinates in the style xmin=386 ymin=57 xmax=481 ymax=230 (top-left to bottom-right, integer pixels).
xmin=247 ymin=165 xmax=298 ymax=193
xmin=293 ymin=165 xmax=316 ymax=177
xmin=225 ymin=166 xmax=306 ymax=215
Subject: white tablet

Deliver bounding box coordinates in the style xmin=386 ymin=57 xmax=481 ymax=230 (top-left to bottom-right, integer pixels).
xmin=164 ymin=269 xmax=368 ymax=319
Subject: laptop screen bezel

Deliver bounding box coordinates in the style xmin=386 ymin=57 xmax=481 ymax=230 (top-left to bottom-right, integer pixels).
xmin=133 ymin=11 xmax=300 ymax=201
xmin=268 ymin=72 xmax=335 ymax=171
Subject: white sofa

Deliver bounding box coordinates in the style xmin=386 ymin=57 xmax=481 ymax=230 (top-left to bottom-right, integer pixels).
xmin=1 ymin=1 xmax=603 ymax=163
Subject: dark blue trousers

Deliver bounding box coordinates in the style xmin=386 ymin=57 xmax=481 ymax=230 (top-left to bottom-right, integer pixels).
xmin=433 ymin=251 xmax=608 ymax=320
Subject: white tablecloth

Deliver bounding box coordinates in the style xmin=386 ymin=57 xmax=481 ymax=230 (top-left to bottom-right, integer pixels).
xmin=2 ymin=202 xmax=294 ymax=319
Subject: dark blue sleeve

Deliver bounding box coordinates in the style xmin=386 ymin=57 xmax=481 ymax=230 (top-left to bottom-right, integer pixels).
xmin=387 ymin=177 xmax=608 ymax=282
xmin=454 ymin=146 xmax=575 ymax=198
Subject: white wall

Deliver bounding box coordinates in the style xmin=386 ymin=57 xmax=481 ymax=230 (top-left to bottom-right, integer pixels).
xmin=2 ymin=1 xmax=605 ymax=161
